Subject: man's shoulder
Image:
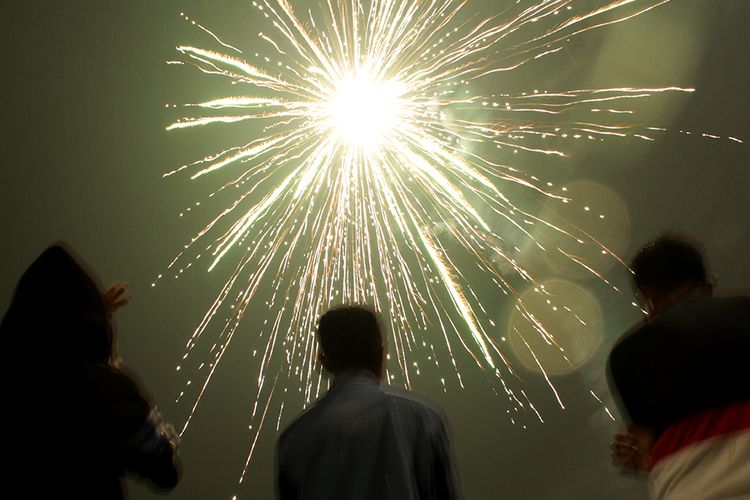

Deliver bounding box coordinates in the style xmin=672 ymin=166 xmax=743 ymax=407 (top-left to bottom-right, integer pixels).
xmin=661 ymin=293 xmax=750 ymax=319
xmin=607 ymin=317 xmax=673 ymax=387
xmin=654 ymin=294 xmax=750 ymax=336
xmin=383 ymin=388 xmax=446 ymax=423
xmin=609 ymin=321 xmax=648 ymax=362
xmin=610 ymin=295 xmax=750 ymax=365
xmin=705 ymin=294 xmax=750 ymax=314
xmin=278 ymin=399 xmax=325 ymax=443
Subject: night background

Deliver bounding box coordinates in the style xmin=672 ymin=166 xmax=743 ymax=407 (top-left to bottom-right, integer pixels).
xmin=3 ymin=1 xmax=749 ymax=499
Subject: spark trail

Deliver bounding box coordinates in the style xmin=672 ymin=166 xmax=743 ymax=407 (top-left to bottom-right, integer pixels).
xmin=159 ymin=0 xmax=712 ymax=483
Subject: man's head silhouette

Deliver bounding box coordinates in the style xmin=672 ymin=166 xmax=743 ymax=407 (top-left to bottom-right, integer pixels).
xmin=631 ymin=233 xmax=713 ymax=316
xmin=317 ymin=305 xmax=384 ymax=378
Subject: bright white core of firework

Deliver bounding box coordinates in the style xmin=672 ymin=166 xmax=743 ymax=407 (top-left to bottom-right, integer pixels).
xmin=324 ymin=72 xmax=406 ymax=149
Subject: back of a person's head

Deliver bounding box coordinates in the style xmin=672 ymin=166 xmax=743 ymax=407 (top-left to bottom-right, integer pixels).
xmin=317 ymin=305 xmax=382 ymax=372
xmin=631 ymin=233 xmax=709 ymax=295
xmin=0 ymin=243 xmax=113 ymax=366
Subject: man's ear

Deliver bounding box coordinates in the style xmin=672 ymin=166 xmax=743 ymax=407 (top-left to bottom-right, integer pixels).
xmin=318 ymin=350 xmax=334 ymax=373
xmin=639 ymin=286 xmax=656 ymax=316
xmin=708 ymin=274 xmax=718 ymax=293
xmin=372 ymin=343 xmax=385 ymax=380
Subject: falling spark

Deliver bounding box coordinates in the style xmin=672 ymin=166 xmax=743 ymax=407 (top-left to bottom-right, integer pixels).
xmin=590 ymin=389 xmax=617 ymax=421
xmin=157 ymin=0 xmax=736 ymax=484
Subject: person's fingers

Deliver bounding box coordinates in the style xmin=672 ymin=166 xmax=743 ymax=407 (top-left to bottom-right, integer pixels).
xmin=611 ymin=440 xmax=641 ymax=465
xmin=112 ymin=293 xmax=132 ymax=307
xmin=611 ymin=439 xmax=637 ymax=452
xmin=104 ymin=284 xmax=129 ymax=301
xmin=103 ymin=283 xmax=131 ymax=316
xmin=611 ymin=440 xmax=634 ymax=456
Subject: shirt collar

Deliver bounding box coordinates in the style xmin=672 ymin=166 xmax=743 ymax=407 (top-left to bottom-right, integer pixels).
xmin=328 ymin=369 xmax=380 ymax=395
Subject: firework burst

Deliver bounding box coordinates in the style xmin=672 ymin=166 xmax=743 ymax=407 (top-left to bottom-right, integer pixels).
xmin=159 ymin=0 xmax=704 ymax=481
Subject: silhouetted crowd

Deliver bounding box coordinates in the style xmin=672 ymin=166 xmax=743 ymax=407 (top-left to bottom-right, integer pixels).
xmin=2 ymin=234 xmax=749 ymax=500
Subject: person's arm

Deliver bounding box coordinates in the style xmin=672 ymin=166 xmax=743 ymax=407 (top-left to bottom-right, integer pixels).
xmin=122 ymin=406 xmax=181 ymax=490
xmin=275 ymin=436 xmax=297 ymax=500
xmin=607 ymin=335 xmax=656 ymax=475
xmin=607 ymin=335 xmax=641 ymax=427
xmin=90 ymin=364 xmax=181 ymax=490
xmin=428 ymin=411 xmax=460 ymax=500
xmin=99 ymin=287 xmax=180 ymax=488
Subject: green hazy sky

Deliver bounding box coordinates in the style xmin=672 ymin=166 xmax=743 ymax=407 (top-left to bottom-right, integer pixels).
xmin=3 ymin=1 xmax=750 ymax=499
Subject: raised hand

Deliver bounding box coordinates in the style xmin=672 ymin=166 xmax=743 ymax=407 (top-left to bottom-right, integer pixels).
xmin=104 ymin=282 xmax=131 ymax=317
xmin=611 ymin=426 xmax=654 ymax=473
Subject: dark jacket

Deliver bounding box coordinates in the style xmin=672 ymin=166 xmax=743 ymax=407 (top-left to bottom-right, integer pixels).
xmin=608 ymin=294 xmax=750 ymax=438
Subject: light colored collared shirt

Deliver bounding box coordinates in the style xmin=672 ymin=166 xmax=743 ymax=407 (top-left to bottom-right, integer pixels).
xmin=276 ymin=371 xmax=460 ymax=500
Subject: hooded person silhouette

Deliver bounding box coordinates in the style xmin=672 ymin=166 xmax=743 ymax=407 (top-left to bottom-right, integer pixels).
xmin=0 ymin=244 xmax=180 ymax=499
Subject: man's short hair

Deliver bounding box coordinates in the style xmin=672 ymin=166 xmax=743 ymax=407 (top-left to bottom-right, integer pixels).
xmin=317 ymin=305 xmax=382 ymax=370
xmin=631 ymin=234 xmax=709 ymax=294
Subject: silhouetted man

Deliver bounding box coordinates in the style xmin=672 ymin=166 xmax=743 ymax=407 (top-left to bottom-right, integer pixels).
xmin=608 ymin=234 xmax=750 ymax=499
xmin=276 ymin=305 xmax=460 ymax=500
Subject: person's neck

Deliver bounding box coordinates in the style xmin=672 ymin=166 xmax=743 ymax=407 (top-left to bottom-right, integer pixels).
xmin=331 ymin=367 xmax=380 ymax=386
xmin=651 ymin=283 xmax=711 ymax=316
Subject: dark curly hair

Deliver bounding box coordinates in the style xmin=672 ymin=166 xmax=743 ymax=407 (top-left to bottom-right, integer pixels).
xmin=631 ymin=233 xmax=709 ymax=295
